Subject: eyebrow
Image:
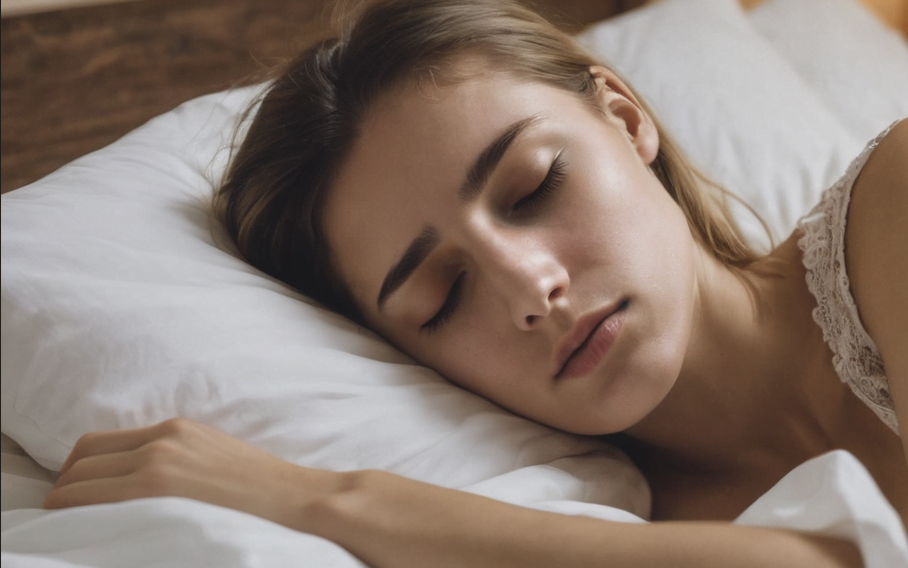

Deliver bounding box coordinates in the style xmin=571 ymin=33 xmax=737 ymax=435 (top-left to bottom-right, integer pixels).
xmin=377 ymin=226 xmax=440 ymax=310
xmin=459 ymin=114 xmax=543 ymax=203
xmin=376 ymin=115 xmax=543 ymax=311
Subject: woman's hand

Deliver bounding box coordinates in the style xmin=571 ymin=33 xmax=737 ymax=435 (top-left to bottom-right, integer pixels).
xmin=44 ymin=418 xmax=338 ymax=528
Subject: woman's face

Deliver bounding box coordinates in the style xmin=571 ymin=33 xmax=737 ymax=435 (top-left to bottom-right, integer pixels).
xmin=324 ymin=66 xmax=701 ymax=435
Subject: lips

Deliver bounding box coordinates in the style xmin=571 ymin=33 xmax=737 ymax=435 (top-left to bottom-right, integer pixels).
xmin=553 ymin=300 xmax=628 ymax=380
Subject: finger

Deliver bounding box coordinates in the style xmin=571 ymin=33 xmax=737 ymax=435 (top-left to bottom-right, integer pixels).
xmin=60 ymin=424 xmax=164 ymax=476
xmin=55 ymin=449 xmax=139 ymax=489
xmin=44 ymin=474 xmax=166 ymax=510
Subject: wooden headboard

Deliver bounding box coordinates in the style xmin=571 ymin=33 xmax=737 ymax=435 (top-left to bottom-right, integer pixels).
xmin=1 ymin=0 xmax=905 ymax=194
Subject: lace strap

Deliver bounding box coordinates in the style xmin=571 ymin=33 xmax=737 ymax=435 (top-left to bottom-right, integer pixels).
xmin=796 ymin=121 xmax=900 ymax=435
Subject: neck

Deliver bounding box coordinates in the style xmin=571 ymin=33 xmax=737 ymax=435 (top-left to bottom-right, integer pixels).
xmin=623 ymin=235 xmax=839 ymax=478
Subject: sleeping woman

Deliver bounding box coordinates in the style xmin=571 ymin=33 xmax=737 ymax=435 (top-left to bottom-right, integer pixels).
xmin=42 ymin=0 xmax=906 ymax=566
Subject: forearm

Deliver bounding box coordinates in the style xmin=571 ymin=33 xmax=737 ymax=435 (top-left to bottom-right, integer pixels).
xmin=44 ymin=420 xmax=862 ymax=568
xmin=295 ymin=469 xmax=862 ymax=568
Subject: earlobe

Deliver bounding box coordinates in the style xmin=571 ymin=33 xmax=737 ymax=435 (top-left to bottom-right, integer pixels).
xmin=588 ymin=66 xmax=660 ymax=165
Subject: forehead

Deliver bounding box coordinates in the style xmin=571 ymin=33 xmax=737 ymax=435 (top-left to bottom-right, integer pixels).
xmin=323 ymin=72 xmax=586 ymax=310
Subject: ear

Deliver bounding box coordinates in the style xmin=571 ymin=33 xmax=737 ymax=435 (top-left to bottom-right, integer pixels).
xmin=589 ymin=66 xmax=660 ymax=166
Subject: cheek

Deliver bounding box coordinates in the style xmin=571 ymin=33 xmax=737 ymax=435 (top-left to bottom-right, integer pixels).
xmin=434 ymin=323 xmax=521 ymax=389
xmin=557 ymin=159 xmax=659 ymax=254
xmin=601 ymin=171 xmax=694 ymax=272
xmin=414 ymin=312 xmax=536 ymax=406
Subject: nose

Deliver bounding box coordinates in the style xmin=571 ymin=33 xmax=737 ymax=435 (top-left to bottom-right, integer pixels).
xmin=472 ymin=232 xmax=569 ymax=331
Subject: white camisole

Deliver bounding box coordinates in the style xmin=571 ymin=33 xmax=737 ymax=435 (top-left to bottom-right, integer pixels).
xmin=797 ymin=122 xmax=900 ymax=436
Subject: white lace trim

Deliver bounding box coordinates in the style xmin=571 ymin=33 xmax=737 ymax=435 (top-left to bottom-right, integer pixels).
xmin=796 ymin=122 xmax=899 ymax=435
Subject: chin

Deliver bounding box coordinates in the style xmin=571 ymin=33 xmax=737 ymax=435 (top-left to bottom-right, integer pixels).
xmin=552 ymin=372 xmax=676 ymax=437
xmin=601 ymin=341 xmax=685 ymax=433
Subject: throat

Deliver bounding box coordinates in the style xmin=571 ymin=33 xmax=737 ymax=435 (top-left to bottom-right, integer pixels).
xmin=620 ymin=235 xmax=854 ymax=519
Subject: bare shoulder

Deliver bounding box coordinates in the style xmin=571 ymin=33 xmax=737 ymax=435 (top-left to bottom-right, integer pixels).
xmin=845 ymin=117 xmax=908 ymax=441
xmin=846 ymin=118 xmax=907 ymax=322
xmin=852 ymin=118 xmax=908 ymax=206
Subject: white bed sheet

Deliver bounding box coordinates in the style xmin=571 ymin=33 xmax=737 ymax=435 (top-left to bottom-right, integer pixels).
xmin=2 ymin=451 xmax=905 ymax=568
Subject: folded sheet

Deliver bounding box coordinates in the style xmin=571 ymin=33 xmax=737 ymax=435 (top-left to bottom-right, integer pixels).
xmin=1 ymin=434 xmax=55 ymax=512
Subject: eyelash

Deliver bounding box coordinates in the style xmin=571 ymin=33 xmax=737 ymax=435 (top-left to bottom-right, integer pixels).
xmin=420 ymin=155 xmax=566 ymax=334
xmin=512 ymin=153 xmax=567 ymax=212
xmin=421 ymin=271 xmax=466 ymax=334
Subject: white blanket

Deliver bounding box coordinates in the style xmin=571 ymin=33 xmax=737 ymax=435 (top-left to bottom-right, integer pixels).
xmin=2 ymin=451 xmax=905 ymax=568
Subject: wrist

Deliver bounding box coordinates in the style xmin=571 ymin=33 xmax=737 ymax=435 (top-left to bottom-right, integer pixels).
xmin=267 ymin=463 xmax=361 ymax=535
xmin=297 ymin=468 xmax=380 ymax=536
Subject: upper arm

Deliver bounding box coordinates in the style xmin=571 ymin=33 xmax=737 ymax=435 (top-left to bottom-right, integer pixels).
xmin=845 ymin=118 xmax=908 ymax=451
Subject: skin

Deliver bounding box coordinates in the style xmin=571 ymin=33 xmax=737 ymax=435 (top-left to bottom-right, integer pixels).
xmin=43 ymin=63 xmax=908 ymax=567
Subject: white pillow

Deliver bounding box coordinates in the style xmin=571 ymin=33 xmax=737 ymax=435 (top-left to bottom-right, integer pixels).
xmin=0 ymin=87 xmax=649 ymax=517
xmin=749 ymin=0 xmax=908 ymax=143
xmin=577 ymin=0 xmax=864 ymax=250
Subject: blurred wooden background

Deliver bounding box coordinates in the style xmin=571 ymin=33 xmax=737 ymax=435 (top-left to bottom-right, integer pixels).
xmin=2 ymin=0 xmax=331 ymax=194
xmin=2 ymin=0 xmax=905 ymax=194
xmin=0 ymin=0 xmax=639 ymax=194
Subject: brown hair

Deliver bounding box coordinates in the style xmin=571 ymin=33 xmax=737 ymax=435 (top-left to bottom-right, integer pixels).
xmin=214 ymin=0 xmax=764 ymax=324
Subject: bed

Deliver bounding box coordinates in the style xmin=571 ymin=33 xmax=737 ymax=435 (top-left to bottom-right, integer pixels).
xmin=2 ymin=0 xmax=907 ymax=566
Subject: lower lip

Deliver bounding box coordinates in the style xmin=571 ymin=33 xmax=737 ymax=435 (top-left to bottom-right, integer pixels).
xmin=558 ymin=304 xmax=626 ymax=380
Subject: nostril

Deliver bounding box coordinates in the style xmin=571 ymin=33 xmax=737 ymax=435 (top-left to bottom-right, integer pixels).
xmin=525 ymin=315 xmax=537 ymax=327
xmin=548 ymin=286 xmax=564 ymax=301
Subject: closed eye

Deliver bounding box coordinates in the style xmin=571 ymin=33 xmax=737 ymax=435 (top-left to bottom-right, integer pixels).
xmin=420 ymin=271 xmax=466 ymax=334
xmin=512 ymin=152 xmax=566 ymax=212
